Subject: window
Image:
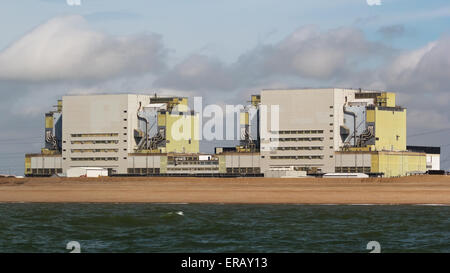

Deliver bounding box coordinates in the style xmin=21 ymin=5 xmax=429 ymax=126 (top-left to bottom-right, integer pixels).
xmin=71 ymin=133 xmax=118 ymax=137
xmin=71 ymin=140 xmax=119 ymax=144
xmin=71 ymin=157 xmax=118 ymax=161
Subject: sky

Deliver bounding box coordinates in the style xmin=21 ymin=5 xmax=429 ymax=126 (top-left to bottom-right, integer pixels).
xmin=1 ymin=0 xmax=450 ymax=174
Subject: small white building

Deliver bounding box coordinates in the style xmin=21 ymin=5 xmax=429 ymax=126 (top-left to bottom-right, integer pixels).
xmin=66 ymin=167 xmax=108 ymax=178
xmin=407 ymin=146 xmax=441 ymax=171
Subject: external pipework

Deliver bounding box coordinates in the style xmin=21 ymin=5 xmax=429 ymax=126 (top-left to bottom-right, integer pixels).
xmin=45 ymin=112 xmax=58 ymax=150
xmin=343 ymin=105 xmax=357 ymax=147
xmin=137 ymin=102 xmax=150 ymax=150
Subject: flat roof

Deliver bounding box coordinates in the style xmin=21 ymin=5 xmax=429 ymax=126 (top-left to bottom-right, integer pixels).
xmin=407 ymin=146 xmax=441 ymax=154
xmin=62 ymin=93 xmax=187 ymax=98
xmin=262 ymin=87 xmax=387 ymax=92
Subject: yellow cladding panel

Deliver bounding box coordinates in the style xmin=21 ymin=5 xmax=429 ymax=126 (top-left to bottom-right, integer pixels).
xmin=24 ymin=155 xmax=31 ymax=175
xmin=240 ymin=112 xmax=249 ymax=125
xmin=172 ymin=98 xmax=189 ymax=112
xmin=158 ymin=113 xmax=166 ymax=127
xmin=45 ymin=115 xmax=54 ymax=129
xmin=218 ymin=155 xmax=226 ymax=173
xmin=374 ymin=108 xmax=406 ymax=151
xmin=366 ymin=109 xmax=375 ymax=123
xmin=347 ymin=146 xmax=374 ymax=152
xmin=57 ymin=100 xmax=63 ymax=112
xmin=385 ymin=92 xmax=396 ymax=107
xmin=377 ymin=92 xmax=396 ymax=107
xmin=371 ymin=152 xmax=426 ymax=177
xmin=251 ymin=95 xmax=261 ymax=106
xmin=165 ymin=113 xmax=200 ymax=153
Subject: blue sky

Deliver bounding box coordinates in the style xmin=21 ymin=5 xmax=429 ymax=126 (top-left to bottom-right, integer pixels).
xmin=1 ymin=0 xmax=450 ymax=174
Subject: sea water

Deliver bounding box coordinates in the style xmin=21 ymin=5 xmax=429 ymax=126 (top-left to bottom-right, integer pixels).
xmin=0 ymin=203 xmax=448 ymax=253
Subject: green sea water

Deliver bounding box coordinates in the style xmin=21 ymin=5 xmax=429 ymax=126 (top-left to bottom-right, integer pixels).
xmin=0 ymin=203 xmax=448 ymax=253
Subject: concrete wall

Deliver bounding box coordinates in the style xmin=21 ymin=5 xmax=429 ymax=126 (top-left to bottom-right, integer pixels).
xmin=25 ymin=154 xmax=63 ymax=176
xmin=128 ymin=155 xmax=161 ymax=168
xmin=260 ymin=88 xmax=351 ymax=173
xmin=62 ymin=94 xmax=151 ymax=174
xmin=334 ymin=152 xmax=372 ymax=173
xmin=224 ymin=153 xmax=260 ymax=168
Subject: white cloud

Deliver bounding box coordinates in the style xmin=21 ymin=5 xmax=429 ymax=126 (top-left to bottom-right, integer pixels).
xmin=154 ymin=25 xmax=390 ymax=97
xmin=268 ymin=26 xmax=386 ymax=79
xmin=0 ymin=15 xmax=167 ymax=82
xmin=154 ymin=54 xmax=233 ymax=92
xmin=366 ymin=0 xmax=382 ymax=6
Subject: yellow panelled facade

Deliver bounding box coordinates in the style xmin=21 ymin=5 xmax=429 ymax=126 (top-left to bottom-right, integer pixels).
xmin=240 ymin=112 xmax=249 ymax=125
xmin=45 ymin=114 xmax=54 ymax=129
xmin=376 ymin=92 xmax=396 ymax=107
xmin=251 ymin=95 xmax=261 ymax=106
xmin=371 ymin=152 xmax=426 ymax=177
xmin=165 ymin=113 xmax=200 ymax=154
xmin=366 ymin=107 xmax=406 ymax=151
xmin=218 ymin=155 xmax=226 ymax=173
xmin=24 ymin=155 xmax=31 ymax=175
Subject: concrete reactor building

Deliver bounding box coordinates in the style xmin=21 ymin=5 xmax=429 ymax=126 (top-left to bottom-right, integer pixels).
xmin=24 ymin=88 xmax=440 ymax=178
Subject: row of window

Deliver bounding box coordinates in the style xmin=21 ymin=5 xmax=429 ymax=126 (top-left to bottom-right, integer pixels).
xmin=128 ymin=168 xmax=160 ymax=174
xmin=71 ymin=140 xmax=120 ymax=144
xmin=71 ymin=157 xmax=119 ymax=161
xmin=270 ymin=155 xmax=324 ymax=160
xmin=271 ymin=137 xmax=325 ymax=142
xmin=71 ymin=133 xmax=118 ymax=138
xmin=276 ymin=146 xmax=324 ymax=151
xmin=167 ymin=167 xmax=219 ymax=171
xmin=168 ymin=161 xmax=219 ymax=166
xmin=272 ymin=130 xmax=324 ymax=134
xmin=71 ymin=149 xmax=119 ymax=153
xmin=167 ymin=156 xmax=216 ymax=161
xmin=29 ymin=168 xmax=63 ymax=175
xmin=335 ymin=167 xmax=371 ymax=173
xmin=226 ymin=167 xmax=261 ymax=174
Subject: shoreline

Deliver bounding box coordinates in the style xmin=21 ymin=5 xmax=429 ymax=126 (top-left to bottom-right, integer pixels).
xmin=0 ymin=201 xmax=450 ymax=204
xmin=1 ymin=176 xmax=450 ymax=205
